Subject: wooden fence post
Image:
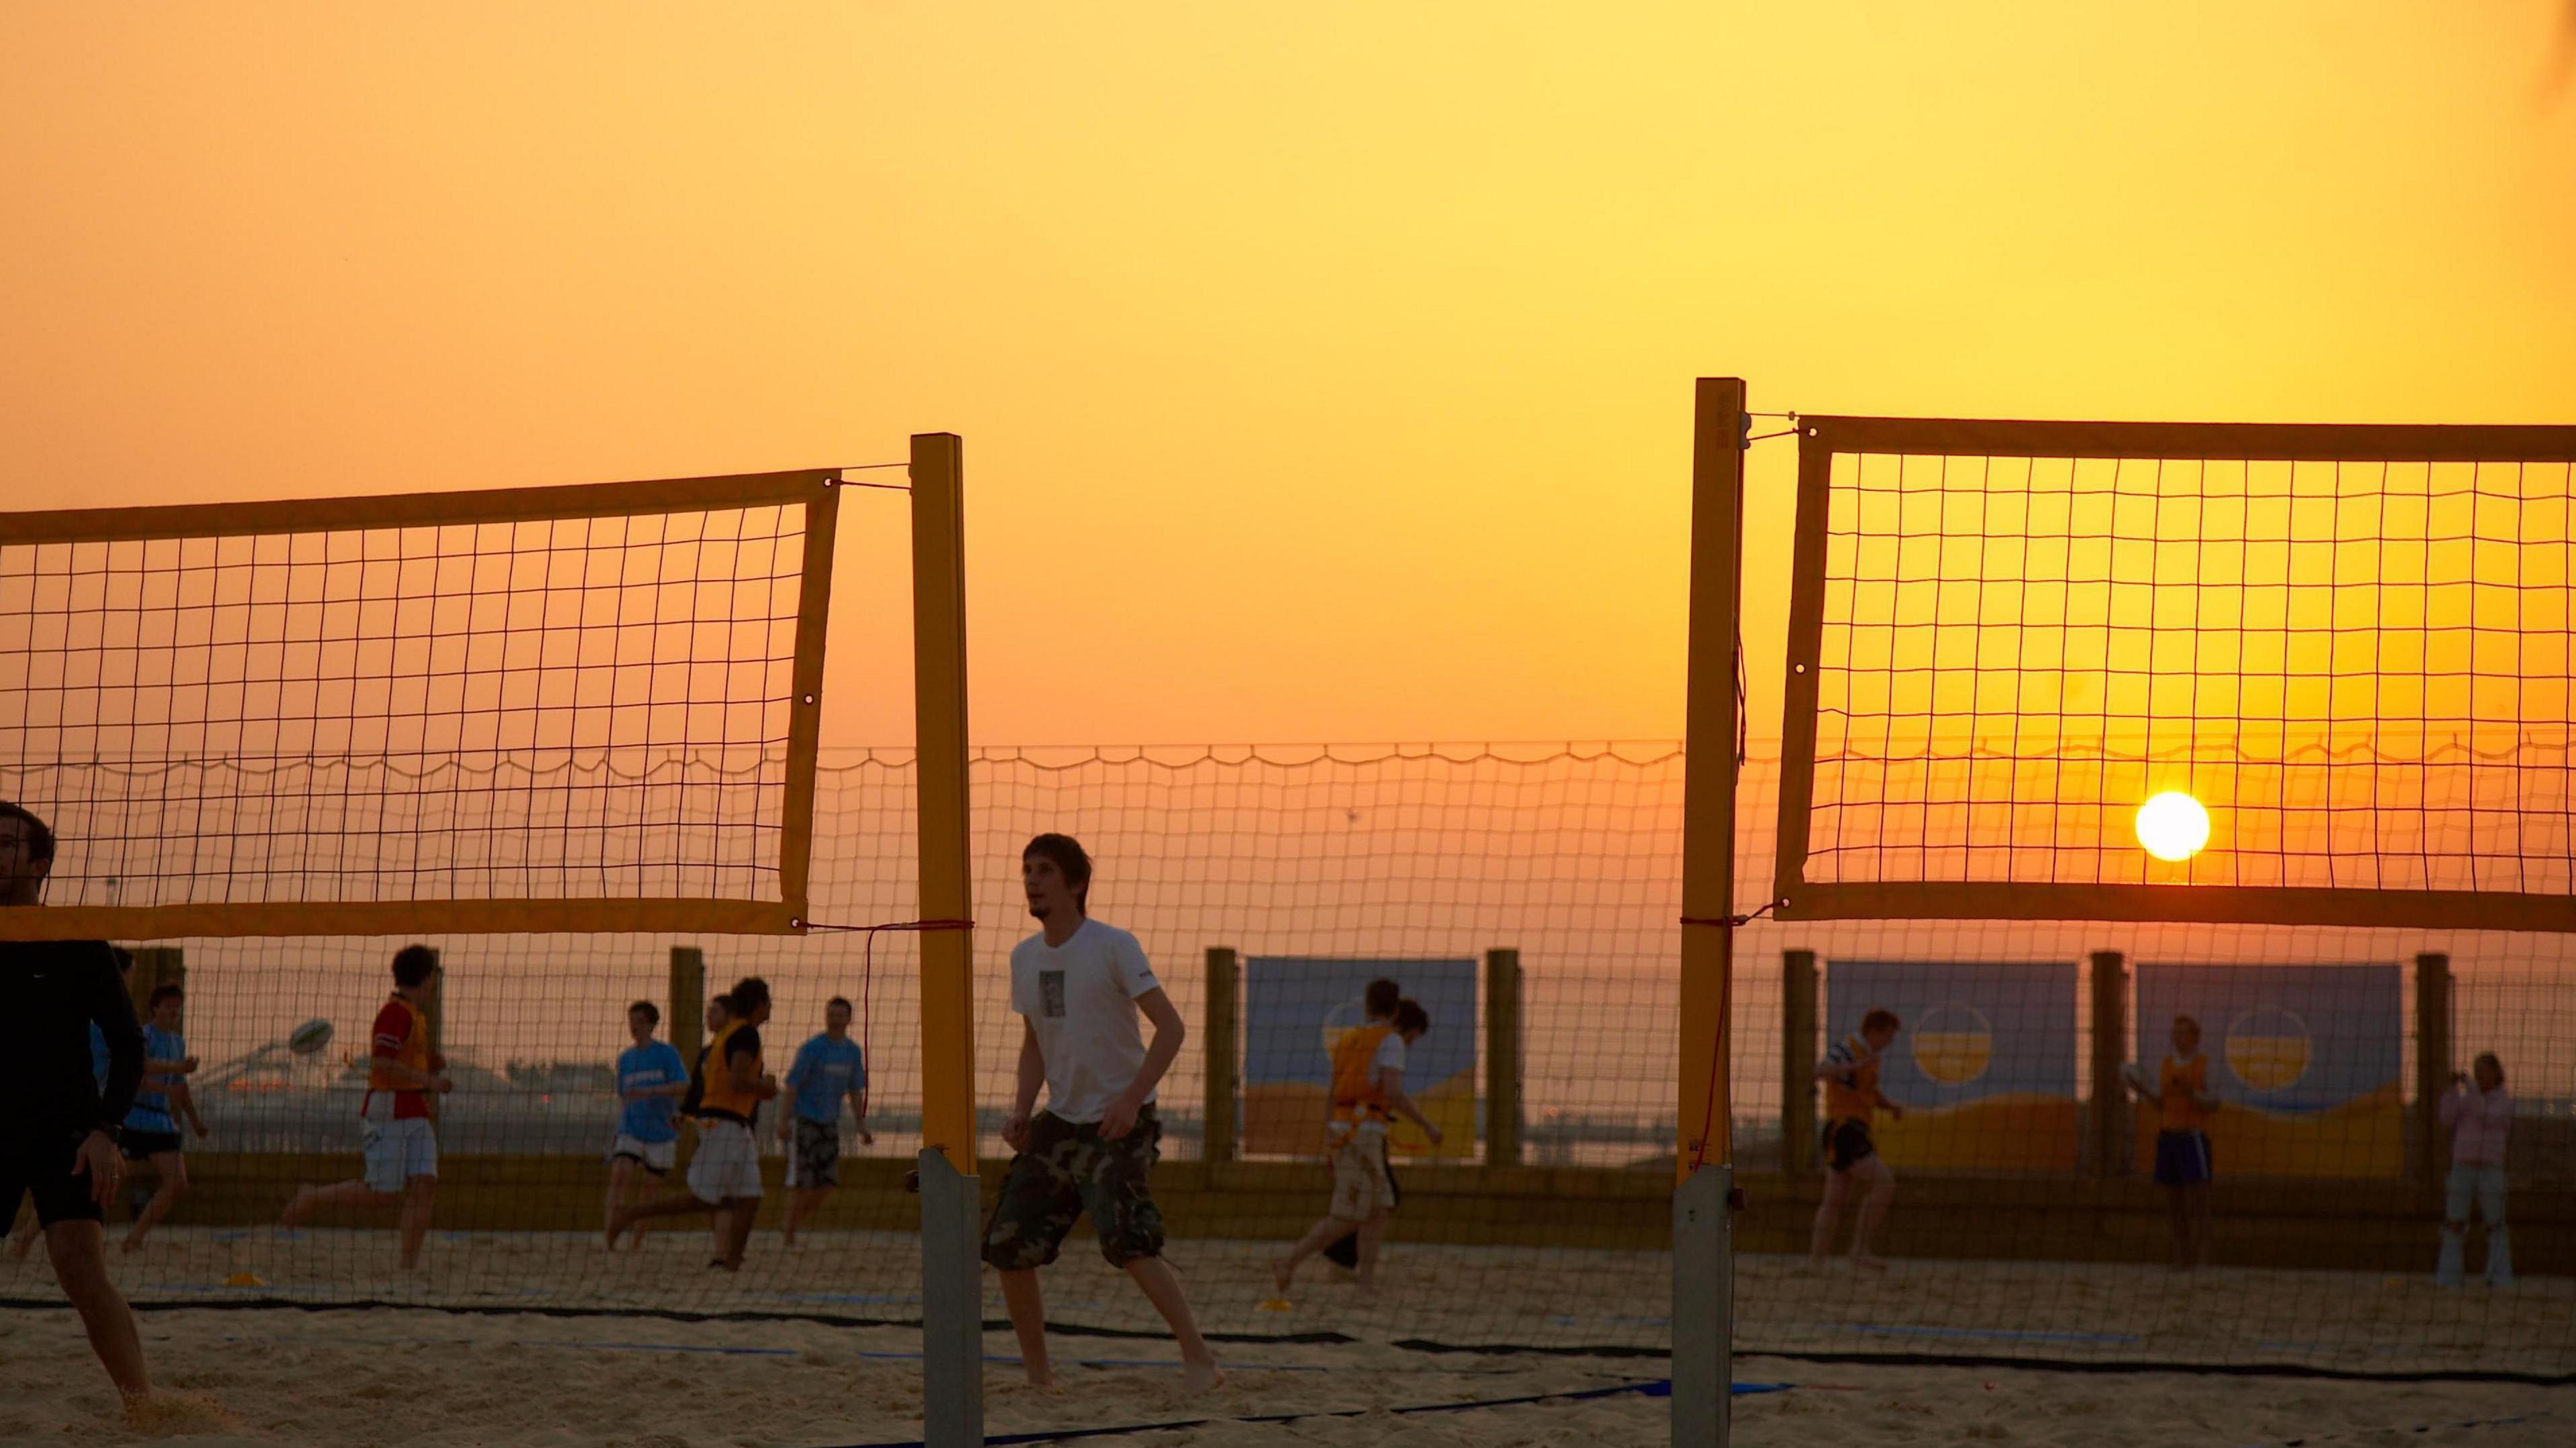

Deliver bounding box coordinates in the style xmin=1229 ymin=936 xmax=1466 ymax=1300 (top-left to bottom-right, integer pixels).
xmin=2415 ymin=952 xmax=2452 ymax=1194
xmin=1486 ymin=948 xmax=1522 ymax=1167
xmin=669 ymin=946 xmax=707 ymax=1070
xmin=1205 ymin=948 xmax=1238 ymax=1165
xmin=1782 ymin=949 xmax=1817 ymax=1174
xmin=2088 ymin=950 xmax=2127 ymax=1178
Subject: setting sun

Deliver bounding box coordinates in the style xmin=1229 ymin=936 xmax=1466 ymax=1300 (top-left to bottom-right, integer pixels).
xmin=2135 ymin=791 xmax=2213 ymax=862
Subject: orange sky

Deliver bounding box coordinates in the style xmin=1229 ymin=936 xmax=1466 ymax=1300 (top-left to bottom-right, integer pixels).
xmin=4 ymin=3 xmax=2571 ymax=748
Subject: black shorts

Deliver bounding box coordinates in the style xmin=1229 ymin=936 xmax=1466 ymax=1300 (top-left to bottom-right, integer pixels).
xmin=1823 ymin=1117 xmax=1878 ymax=1173
xmin=121 ymin=1127 xmax=184 ymax=1162
xmin=2 ymin=1126 xmax=106 ymax=1229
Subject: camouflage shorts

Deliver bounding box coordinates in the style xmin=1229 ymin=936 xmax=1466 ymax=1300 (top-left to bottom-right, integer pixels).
xmin=979 ymin=1108 xmax=1165 ymax=1270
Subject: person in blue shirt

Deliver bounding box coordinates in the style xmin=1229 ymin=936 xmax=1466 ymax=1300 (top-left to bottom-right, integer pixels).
xmin=777 ymin=996 xmax=871 ymax=1246
xmin=604 ymin=1000 xmax=690 ymax=1251
xmin=120 ymin=983 xmax=208 ymax=1251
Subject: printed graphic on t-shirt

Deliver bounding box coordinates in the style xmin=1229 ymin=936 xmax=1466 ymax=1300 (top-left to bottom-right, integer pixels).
xmin=1040 ymin=970 xmax=1066 ymax=1018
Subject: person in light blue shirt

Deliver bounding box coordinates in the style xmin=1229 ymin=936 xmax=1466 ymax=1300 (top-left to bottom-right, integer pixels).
xmin=604 ymin=1000 xmax=690 ymax=1251
xmin=120 ymin=983 xmax=207 ymax=1252
xmin=777 ymin=997 xmax=871 ymax=1245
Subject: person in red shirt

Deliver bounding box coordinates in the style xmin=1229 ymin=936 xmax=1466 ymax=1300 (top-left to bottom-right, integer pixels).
xmin=280 ymin=945 xmax=452 ymax=1268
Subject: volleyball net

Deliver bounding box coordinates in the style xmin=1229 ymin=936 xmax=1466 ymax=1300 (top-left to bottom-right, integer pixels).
xmin=13 ymin=746 xmax=2569 ymax=1379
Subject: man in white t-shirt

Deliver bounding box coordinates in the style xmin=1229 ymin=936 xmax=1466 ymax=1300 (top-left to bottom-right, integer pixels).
xmin=1271 ymin=995 xmax=1439 ymax=1295
xmin=979 ymin=834 xmax=1223 ymax=1393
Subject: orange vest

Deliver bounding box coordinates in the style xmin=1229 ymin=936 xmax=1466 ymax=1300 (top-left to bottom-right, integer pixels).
xmin=2159 ymin=1054 xmax=2214 ymax=1132
xmin=1823 ymin=1034 xmax=1881 ymax=1123
xmin=1328 ymin=1023 xmax=1395 ymax=1131
xmin=699 ymin=1019 xmax=762 ymax=1123
xmin=367 ymin=995 xmax=429 ymax=1093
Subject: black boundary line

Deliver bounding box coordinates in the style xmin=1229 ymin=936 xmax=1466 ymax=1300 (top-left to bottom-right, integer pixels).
xmin=7 ymin=1299 xmax=2568 ymax=1387
xmin=828 ymin=1378 xmax=1678 ymax=1448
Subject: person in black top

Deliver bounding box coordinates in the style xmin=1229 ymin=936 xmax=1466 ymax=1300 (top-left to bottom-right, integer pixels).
xmin=0 ymin=800 xmax=153 ymax=1405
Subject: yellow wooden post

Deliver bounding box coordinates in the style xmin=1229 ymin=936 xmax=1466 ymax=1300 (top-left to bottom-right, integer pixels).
xmin=1485 ymin=948 xmax=1521 ymax=1167
xmin=910 ymin=432 xmax=983 ymax=1448
xmin=1781 ymin=949 xmax=1818 ymax=1175
xmin=669 ymin=946 xmax=707 ymax=1073
xmin=1678 ymin=376 xmax=1746 ymax=1178
xmin=911 ymin=433 xmax=977 ymax=1172
xmin=1205 ymin=948 xmax=1239 ymax=1165
xmin=2088 ymin=951 xmax=2127 ymax=1178
xmin=1674 ymin=376 xmax=1747 ymax=1448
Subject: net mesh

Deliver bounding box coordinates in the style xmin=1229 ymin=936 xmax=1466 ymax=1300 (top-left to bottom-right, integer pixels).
xmin=0 ymin=472 xmax=835 ymax=932
xmin=13 ymin=747 xmax=2569 ymax=1382
xmin=1784 ymin=421 xmax=2576 ymax=918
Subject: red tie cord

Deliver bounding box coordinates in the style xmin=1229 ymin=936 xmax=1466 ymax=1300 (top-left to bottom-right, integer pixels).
xmin=1674 ymin=902 xmax=1778 ymax=1174
xmin=798 ymin=920 xmax=976 ymax=1084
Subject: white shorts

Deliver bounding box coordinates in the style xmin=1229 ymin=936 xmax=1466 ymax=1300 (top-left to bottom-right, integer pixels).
xmin=686 ymin=1119 xmax=763 ymax=1203
xmin=362 ymin=1116 xmax=439 ymax=1193
xmin=608 ymin=1134 xmax=678 ymax=1174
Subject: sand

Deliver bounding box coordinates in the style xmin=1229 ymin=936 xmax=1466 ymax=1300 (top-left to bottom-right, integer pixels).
xmin=1 ymin=1311 xmax=2566 ymax=1448
xmin=5 ymin=1228 xmax=2569 ymax=1444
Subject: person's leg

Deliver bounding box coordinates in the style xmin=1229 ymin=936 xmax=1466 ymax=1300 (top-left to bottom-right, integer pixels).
xmin=996 ymin=1269 xmax=1055 ymax=1386
xmin=1273 ymin=1213 xmax=1359 ymax=1291
xmin=608 ymin=1185 xmax=718 ymax=1243
xmin=1354 ymin=1210 xmax=1390 ymax=1288
xmin=604 ymin=1158 xmax=636 ymax=1247
xmin=282 ymin=1179 xmax=400 ymax=1226
xmin=46 ymin=1219 xmax=151 ymax=1402
xmin=2436 ymin=1164 xmax=2471 ymax=1286
xmin=122 ymin=1151 xmax=189 ymax=1251
xmin=1124 ymin=1254 xmax=1224 ymax=1391
xmin=1808 ymin=1168 xmax=1851 ymax=1264
xmin=719 ymin=1195 xmax=761 ymax=1268
xmin=2477 ymin=1166 xmax=2511 ymax=1286
xmin=397 ymin=1176 xmax=437 ymax=1270
xmin=1848 ymin=1156 xmax=1896 ymax=1267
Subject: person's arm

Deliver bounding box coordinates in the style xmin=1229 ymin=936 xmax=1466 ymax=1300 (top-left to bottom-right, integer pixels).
xmin=1004 ymin=1019 xmax=1045 ymax=1150
xmin=2438 ymin=1083 xmax=2466 ymax=1129
xmin=778 ymin=1043 xmax=810 ymax=1137
xmin=174 ymin=1077 xmax=209 ymax=1137
xmin=848 ymin=1059 xmax=873 ymax=1144
xmin=1814 ymin=1049 xmax=1862 ymax=1082
xmin=1377 ymin=1065 xmax=1444 ymax=1145
xmin=1873 ymin=1084 xmax=1907 ymax=1119
xmin=80 ymin=952 xmax=146 ymax=1203
xmin=1101 ymin=987 xmax=1185 ymax=1140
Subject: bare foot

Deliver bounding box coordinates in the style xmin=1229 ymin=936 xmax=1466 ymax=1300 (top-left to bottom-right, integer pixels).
xmin=121 ymin=1236 xmax=144 ymax=1255
xmin=1024 ymin=1366 xmax=1057 ymax=1389
xmin=1851 ymin=1254 xmax=1888 ymax=1273
xmin=603 ymin=1209 xmax=629 ymax=1249
xmin=1271 ymin=1256 xmax=1294 ymax=1295
xmin=278 ymin=1185 xmax=317 ymax=1229
xmin=1182 ymin=1355 xmax=1225 ymax=1394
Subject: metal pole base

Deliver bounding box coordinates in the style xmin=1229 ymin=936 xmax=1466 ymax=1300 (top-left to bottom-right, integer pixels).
xmin=918 ymin=1148 xmax=985 ymax=1448
xmin=1672 ymin=1163 xmax=1733 ymax=1447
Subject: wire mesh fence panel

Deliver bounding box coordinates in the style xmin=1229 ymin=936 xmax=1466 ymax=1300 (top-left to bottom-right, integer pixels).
xmin=10 ymin=744 xmax=2567 ymax=1380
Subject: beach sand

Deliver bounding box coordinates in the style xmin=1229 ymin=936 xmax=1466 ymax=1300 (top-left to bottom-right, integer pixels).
xmin=2 ymin=1309 xmax=2565 ymax=1448
xmin=4 ymin=1227 xmax=2568 ymax=1444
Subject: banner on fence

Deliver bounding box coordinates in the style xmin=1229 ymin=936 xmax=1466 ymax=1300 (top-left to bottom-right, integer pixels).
xmin=1824 ymin=960 xmax=2078 ymax=1171
xmin=1243 ymin=956 xmax=1476 ymax=1159
xmin=2133 ymin=962 xmax=2404 ymax=1178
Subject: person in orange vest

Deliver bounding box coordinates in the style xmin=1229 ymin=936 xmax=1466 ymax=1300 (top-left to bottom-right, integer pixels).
xmin=281 ymin=944 xmax=452 ymax=1270
xmin=609 ymin=977 xmax=780 ymax=1269
xmin=1271 ymin=990 xmax=1441 ymax=1295
xmin=1808 ymin=1007 xmax=1904 ymax=1271
xmin=2126 ymin=1013 xmax=2219 ymax=1271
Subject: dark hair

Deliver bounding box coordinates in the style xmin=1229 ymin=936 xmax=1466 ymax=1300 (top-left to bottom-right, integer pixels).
xmin=2174 ymin=1014 xmax=2202 ymax=1034
xmin=392 ymin=944 xmax=441 ymax=989
xmin=729 ymin=977 xmax=772 ymax=1016
xmin=710 ymin=993 xmax=735 ymax=1015
xmin=0 ymin=800 xmax=56 ymax=862
xmin=1860 ymin=1008 xmax=1902 ymax=1036
xmin=1022 ymin=833 xmax=1093 ymax=913
xmin=827 ymin=996 xmax=853 ymax=1014
xmin=2475 ymin=1052 xmax=2504 ymax=1084
xmin=629 ymin=999 xmax=661 ymax=1026
xmin=148 ymin=983 xmax=184 ymax=1008
xmin=1364 ymin=979 xmax=1401 ymax=1017
xmin=1392 ymin=999 xmax=1430 ymax=1036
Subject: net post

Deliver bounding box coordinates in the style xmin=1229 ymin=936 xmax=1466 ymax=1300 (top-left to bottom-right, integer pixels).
xmin=1204 ymin=948 xmax=1239 ymax=1166
xmin=669 ymin=946 xmax=706 ymax=1071
xmin=2414 ymin=952 xmax=2452 ymax=1194
xmin=1781 ymin=950 xmax=1817 ymax=1175
xmin=2088 ymin=950 xmax=2127 ymax=1178
xmin=910 ymin=432 xmax=981 ymax=1448
xmin=127 ymin=946 xmax=183 ymax=1022
xmin=1485 ymin=948 xmax=1522 ymax=1168
xmin=780 ymin=472 xmax=842 ymax=926
xmin=1675 ymin=375 xmax=1746 ymax=1448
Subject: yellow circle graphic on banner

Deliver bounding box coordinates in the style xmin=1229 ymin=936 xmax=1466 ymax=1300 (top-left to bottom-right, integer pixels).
xmin=1911 ymin=1005 xmax=1994 ymax=1086
xmin=2224 ymin=1007 xmax=2312 ymax=1091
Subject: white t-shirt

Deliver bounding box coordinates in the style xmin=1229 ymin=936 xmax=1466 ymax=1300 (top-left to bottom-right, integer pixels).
xmin=1010 ymin=918 xmax=1161 ymax=1125
xmin=1357 ymin=1032 xmax=1408 ymax=1137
